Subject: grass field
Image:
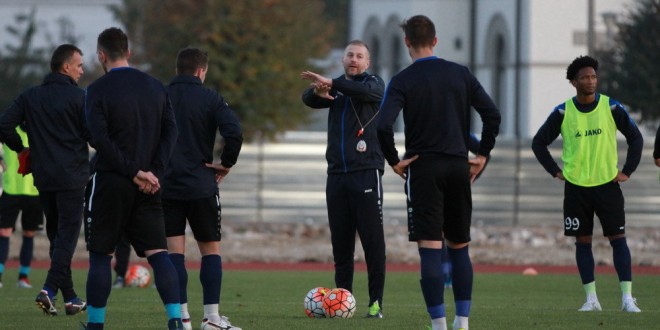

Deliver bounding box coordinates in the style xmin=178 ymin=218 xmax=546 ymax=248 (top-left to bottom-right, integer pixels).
xmin=0 ymin=267 xmax=657 ymax=329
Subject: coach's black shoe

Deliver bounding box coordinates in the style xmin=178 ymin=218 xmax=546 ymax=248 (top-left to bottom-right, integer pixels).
xmin=366 ymin=301 xmax=383 ymax=318
xmin=65 ymin=297 xmax=87 ymax=315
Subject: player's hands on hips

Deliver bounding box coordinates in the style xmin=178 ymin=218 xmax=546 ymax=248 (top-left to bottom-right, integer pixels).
xmin=206 ymin=162 xmax=230 ymax=183
xmin=468 ymin=155 xmax=488 ymax=183
xmin=133 ymin=170 xmax=160 ymax=194
xmin=613 ymin=171 xmax=629 ymax=183
xmin=392 ymin=155 xmax=419 ymax=180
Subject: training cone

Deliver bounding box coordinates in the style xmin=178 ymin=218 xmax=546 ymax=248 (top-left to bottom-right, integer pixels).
xmin=522 ymin=267 xmax=538 ymax=276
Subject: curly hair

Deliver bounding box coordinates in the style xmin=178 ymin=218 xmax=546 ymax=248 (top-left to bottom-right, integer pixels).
xmin=566 ymin=56 xmax=599 ymax=81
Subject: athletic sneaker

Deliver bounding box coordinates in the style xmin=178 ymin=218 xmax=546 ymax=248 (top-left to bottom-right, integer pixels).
xmin=35 ymin=290 xmax=57 ymax=316
xmin=65 ymin=297 xmax=87 ymax=315
xmin=17 ymin=278 xmax=33 ymax=288
xmin=622 ymin=298 xmax=641 ymax=312
xmin=112 ymin=276 xmax=125 ymax=289
xmin=366 ymin=301 xmax=383 ymax=318
xmin=168 ymin=318 xmax=184 ymax=330
xmin=201 ymin=316 xmax=242 ymax=330
xmin=0 ymin=281 xmax=3 ymax=288
xmin=578 ymin=300 xmax=602 ymax=312
xmin=182 ymin=318 xmax=192 ymax=330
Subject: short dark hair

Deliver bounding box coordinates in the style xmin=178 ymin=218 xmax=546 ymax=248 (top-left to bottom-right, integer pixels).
xmin=400 ymin=15 xmax=436 ymax=49
xmin=50 ymin=44 xmax=82 ymax=72
xmin=97 ymin=27 xmax=129 ymax=61
xmin=566 ymin=56 xmax=599 ymax=81
xmin=346 ymin=40 xmax=370 ymax=54
xmin=176 ymin=47 xmax=209 ymax=75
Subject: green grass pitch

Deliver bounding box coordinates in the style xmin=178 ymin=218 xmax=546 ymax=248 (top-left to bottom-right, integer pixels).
xmin=1 ymin=268 xmax=657 ymax=329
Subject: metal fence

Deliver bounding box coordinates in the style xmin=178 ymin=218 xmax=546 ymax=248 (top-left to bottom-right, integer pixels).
xmin=219 ymin=132 xmax=660 ymax=228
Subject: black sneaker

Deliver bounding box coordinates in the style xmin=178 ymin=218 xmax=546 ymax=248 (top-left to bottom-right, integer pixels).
xmin=168 ymin=318 xmax=184 ymax=330
xmin=35 ymin=290 xmax=57 ymax=316
xmin=65 ymin=297 xmax=87 ymax=315
xmin=112 ymin=276 xmax=125 ymax=289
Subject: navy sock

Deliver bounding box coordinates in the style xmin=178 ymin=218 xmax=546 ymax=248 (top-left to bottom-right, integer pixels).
xmin=440 ymin=244 xmax=452 ymax=278
xmin=148 ymin=251 xmax=180 ymax=305
xmin=87 ymin=252 xmax=113 ymax=309
xmin=448 ymin=245 xmax=473 ymax=316
xmin=200 ymin=255 xmax=222 ymax=305
xmin=0 ymin=237 xmax=9 ymax=265
xmin=575 ymin=242 xmax=595 ymax=284
xmin=419 ymin=248 xmax=444 ymax=312
xmin=610 ymin=237 xmax=632 ymax=282
xmin=169 ymin=253 xmax=188 ymax=304
xmin=20 ymin=236 xmax=34 ymax=271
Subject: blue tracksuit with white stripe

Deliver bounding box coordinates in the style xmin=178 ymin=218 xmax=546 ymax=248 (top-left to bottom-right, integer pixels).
xmin=302 ymin=71 xmax=386 ymax=308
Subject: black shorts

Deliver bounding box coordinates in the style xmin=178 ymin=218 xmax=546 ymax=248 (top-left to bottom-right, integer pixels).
xmin=563 ymin=180 xmax=625 ymax=237
xmin=405 ymin=155 xmax=472 ymax=243
xmin=0 ymin=193 xmax=44 ymax=231
xmin=84 ymin=172 xmax=168 ymax=257
xmin=163 ymin=195 xmax=221 ymax=242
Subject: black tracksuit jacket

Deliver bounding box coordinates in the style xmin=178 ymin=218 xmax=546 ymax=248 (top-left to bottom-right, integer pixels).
xmin=302 ymin=72 xmax=385 ymax=173
xmin=162 ymin=74 xmax=243 ymax=200
xmin=86 ymin=67 xmax=177 ymax=179
xmin=0 ymin=72 xmax=89 ymax=191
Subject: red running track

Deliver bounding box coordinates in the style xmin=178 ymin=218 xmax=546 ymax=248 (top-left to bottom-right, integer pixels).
xmin=8 ymin=260 xmax=660 ymax=275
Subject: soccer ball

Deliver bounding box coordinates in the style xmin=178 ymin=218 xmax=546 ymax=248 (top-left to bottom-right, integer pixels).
xmin=322 ymin=288 xmax=356 ymax=318
xmin=304 ymin=287 xmax=330 ymax=318
xmin=125 ymin=264 xmax=151 ymax=288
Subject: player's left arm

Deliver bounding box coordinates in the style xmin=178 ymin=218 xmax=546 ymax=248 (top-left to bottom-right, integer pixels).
xmin=214 ymin=95 xmax=243 ymax=170
xmin=332 ymin=75 xmax=385 ymax=104
xmin=376 ymin=79 xmax=404 ymax=168
xmin=469 ymin=73 xmax=500 ymax=158
xmin=612 ymin=101 xmax=643 ymax=179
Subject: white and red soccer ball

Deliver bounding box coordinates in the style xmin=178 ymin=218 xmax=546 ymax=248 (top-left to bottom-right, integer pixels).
xmin=304 ymin=287 xmax=356 ymax=319
xmin=304 ymin=287 xmax=331 ymax=318
xmin=322 ymin=288 xmax=356 ymax=318
xmin=125 ymin=264 xmax=151 ymax=288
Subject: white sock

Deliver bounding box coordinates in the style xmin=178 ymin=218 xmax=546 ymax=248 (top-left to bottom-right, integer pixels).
xmin=180 ymin=303 xmax=190 ymax=319
xmin=204 ymin=304 xmax=220 ymax=323
xmin=432 ymin=317 xmax=447 ymax=330
xmin=453 ymin=316 xmax=469 ymax=329
xmin=586 ymin=292 xmax=598 ymax=302
xmin=622 ymin=293 xmax=633 ymax=301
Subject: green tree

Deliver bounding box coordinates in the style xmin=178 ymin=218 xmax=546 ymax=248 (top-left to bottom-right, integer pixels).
xmin=0 ymin=9 xmax=84 ymax=110
xmin=599 ymin=0 xmax=660 ymax=123
xmin=111 ymin=0 xmax=338 ymax=140
xmin=0 ymin=9 xmax=50 ymax=110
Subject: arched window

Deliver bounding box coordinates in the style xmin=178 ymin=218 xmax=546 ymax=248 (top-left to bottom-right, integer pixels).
xmin=483 ymin=14 xmax=511 ymax=136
